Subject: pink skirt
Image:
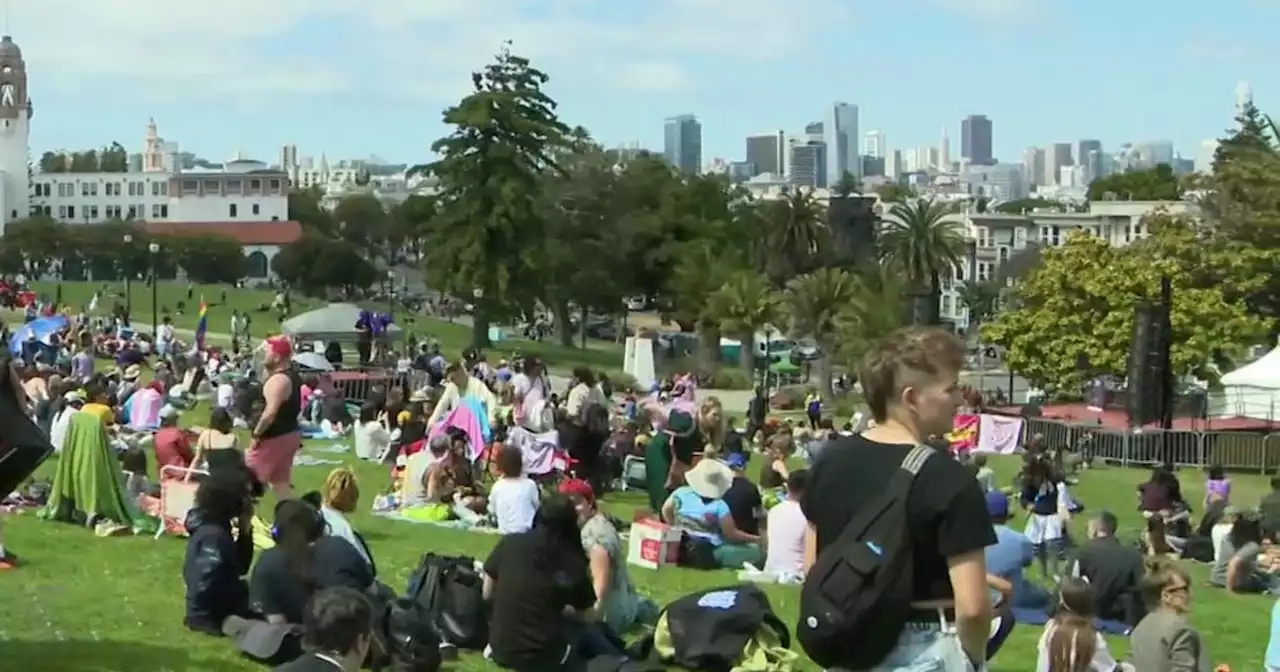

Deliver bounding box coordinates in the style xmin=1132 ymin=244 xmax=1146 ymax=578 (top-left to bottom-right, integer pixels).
xmin=246 ymin=431 xmax=301 ymax=485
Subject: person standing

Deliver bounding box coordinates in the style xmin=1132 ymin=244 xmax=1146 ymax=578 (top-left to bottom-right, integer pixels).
xmin=248 ymin=336 xmax=303 ymax=500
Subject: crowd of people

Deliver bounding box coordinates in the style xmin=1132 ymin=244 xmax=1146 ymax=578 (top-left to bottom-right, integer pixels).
xmin=9 ymin=279 xmax=1280 ymax=671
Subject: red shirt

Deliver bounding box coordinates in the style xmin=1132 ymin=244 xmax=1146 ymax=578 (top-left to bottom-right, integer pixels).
xmin=154 ymin=427 xmax=194 ymax=476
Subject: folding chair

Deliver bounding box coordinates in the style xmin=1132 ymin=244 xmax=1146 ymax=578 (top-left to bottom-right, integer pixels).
xmin=155 ymin=465 xmax=208 ymax=539
xmin=620 ymin=455 xmax=646 ymax=492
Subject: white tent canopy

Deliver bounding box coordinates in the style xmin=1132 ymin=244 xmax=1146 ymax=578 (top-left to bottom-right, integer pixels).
xmin=281 ymin=303 xmax=403 ymax=343
xmin=1210 ymin=347 xmax=1280 ymax=420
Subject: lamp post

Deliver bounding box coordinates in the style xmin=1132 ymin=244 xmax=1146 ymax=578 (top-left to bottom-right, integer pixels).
xmin=122 ymin=234 xmax=134 ymax=322
xmin=472 ymin=287 xmax=484 ymax=349
xmin=386 ymin=270 xmax=395 ymax=318
xmin=149 ymin=242 xmax=160 ymax=338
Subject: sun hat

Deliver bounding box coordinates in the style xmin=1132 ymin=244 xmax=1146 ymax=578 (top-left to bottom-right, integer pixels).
xmin=684 ymin=458 xmax=735 ymax=500
xmin=123 ymin=364 xmax=142 ymax=381
xmin=409 ymin=389 xmax=429 ymax=403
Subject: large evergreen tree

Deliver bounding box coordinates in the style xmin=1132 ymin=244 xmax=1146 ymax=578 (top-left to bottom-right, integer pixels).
xmin=413 ymin=43 xmax=572 ymax=349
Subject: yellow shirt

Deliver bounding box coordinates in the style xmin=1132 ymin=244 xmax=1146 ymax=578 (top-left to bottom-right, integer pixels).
xmin=81 ymin=403 xmax=115 ymax=427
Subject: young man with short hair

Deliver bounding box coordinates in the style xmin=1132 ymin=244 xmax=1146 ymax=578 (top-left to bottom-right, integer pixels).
xmin=274 ymin=587 xmax=374 ymax=671
xmin=1071 ymin=510 xmax=1146 ymax=626
xmin=802 ymin=327 xmax=994 ymax=671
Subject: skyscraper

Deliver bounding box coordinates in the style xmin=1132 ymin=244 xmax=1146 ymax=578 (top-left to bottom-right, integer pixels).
xmin=745 ymin=131 xmax=787 ymax=177
xmin=663 ymin=114 xmax=702 ymax=174
xmin=1022 ymin=147 xmax=1046 ymax=187
xmin=940 ymin=127 xmax=951 ymax=171
xmin=823 ymin=102 xmax=860 ymax=181
xmin=863 ymin=130 xmax=886 ymax=159
xmin=789 ymin=141 xmax=827 ymax=188
xmin=960 ymin=115 xmax=994 ymax=166
xmin=1077 ymin=140 xmax=1103 ymax=184
xmin=1045 ymin=143 xmax=1073 ymax=185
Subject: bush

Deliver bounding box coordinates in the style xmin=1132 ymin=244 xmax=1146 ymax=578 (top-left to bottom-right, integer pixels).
xmin=702 ymin=368 xmax=754 ymax=391
xmin=770 ymin=385 xmax=808 ymax=410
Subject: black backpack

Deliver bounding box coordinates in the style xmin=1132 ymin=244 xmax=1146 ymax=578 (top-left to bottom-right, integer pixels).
xmin=797 ymin=444 xmax=934 ymax=669
xmin=380 ymin=598 xmax=442 ymax=672
xmin=404 ymin=553 xmax=488 ymax=650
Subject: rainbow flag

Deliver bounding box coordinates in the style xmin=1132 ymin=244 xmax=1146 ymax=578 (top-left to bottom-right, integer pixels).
xmin=195 ymin=300 xmax=208 ymax=350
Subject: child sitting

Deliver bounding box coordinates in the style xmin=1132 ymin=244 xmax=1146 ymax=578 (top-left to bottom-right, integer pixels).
xmin=1037 ymin=577 xmax=1128 ymax=671
xmin=487 ymin=446 xmax=540 ymax=534
xmin=1205 ymin=464 xmax=1231 ymax=507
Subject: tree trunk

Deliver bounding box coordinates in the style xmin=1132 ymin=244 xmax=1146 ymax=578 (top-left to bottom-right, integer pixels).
xmin=697 ymin=324 xmax=721 ymax=373
xmin=579 ymin=306 xmax=588 ymax=350
xmin=552 ymin=300 xmax=574 ymax=347
xmin=471 ymin=302 xmax=491 ymax=350
xmin=814 ymin=352 xmax=834 ymax=397
xmin=739 ymin=329 xmax=756 ymax=372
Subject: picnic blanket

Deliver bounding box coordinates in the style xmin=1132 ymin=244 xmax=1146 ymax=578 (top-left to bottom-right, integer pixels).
xmin=293 ymin=455 xmax=342 ymax=467
xmin=374 ymin=510 xmax=502 ymax=534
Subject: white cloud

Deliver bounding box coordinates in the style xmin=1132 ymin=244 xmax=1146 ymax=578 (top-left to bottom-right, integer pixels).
xmin=10 ymin=0 xmax=845 ymax=105
xmin=923 ymin=0 xmax=1043 ymax=22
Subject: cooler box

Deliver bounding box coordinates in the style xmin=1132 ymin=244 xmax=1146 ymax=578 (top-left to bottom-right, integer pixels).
xmin=627 ymin=518 xmax=681 ymax=570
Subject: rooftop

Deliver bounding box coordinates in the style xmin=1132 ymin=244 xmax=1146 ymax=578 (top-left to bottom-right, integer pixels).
xmin=139 ymin=220 xmax=302 ymax=246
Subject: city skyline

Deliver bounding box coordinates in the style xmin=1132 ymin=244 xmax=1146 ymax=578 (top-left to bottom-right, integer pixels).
xmin=10 ymin=0 xmax=1277 ymax=165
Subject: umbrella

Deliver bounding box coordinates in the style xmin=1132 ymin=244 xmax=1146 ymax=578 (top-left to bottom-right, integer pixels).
xmin=9 ymin=315 xmax=69 ymax=355
xmin=294 ymin=351 xmax=335 ymax=372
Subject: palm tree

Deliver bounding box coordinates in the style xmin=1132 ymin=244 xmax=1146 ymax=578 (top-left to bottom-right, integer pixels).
xmin=761 ymin=187 xmax=828 ymax=285
xmin=785 ymin=267 xmax=862 ymax=395
xmin=878 ymin=199 xmax=968 ymax=324
xmin=955 ymin=280 xmax=1002 ymax=329
xmin=831 ymin=172 xmax=859 ymax=197
xmin=833 ymin=267 xmax=909 ymax=369
xmin=708 ymin=271 xmax=782 ymax=371
xmin=670 ymin=243 xmax=740 ymax=372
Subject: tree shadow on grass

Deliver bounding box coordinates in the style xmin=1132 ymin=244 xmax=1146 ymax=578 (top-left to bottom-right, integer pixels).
xmin=1 ymin=639 xmax=251 ymax=672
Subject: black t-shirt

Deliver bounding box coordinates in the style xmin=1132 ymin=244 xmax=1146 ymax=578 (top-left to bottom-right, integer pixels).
xmin=1075 ymin=536 xmax=1145 ymax=624
xmin=484 ymin=531 xmax=595 ymax=669
xmin=802 ymin=435 xmax=995 ymax=601
xmin=723 ymin=476 xmax=763 ymax=536
xmin=250 ymin=536 xmax=374 ymax=623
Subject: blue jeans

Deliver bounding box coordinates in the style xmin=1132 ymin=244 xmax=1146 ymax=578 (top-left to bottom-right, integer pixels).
xmin=831 ymin=620 xmax=979 ymax=672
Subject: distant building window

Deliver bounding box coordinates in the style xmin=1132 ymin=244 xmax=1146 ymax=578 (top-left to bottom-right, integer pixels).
xmin=252 ymin=203 xmax=260 ymax=216
xmin=182 ymin=180 xmax=198 ymax=193
xmin=204 ymin=180 xmax=220 ymax=193
xmin=89 ymin=206 xmax=99 ymax=219
xmin=269 ymin=179 xmax=281 ymax=190
xmin=229 ymin=203 xmax=238 ymax=218
xmin=249 ymin=179 xmax=262 ymax=191
xmin=67 ymin=206 xmax=75 ymax=219
xmin=160 ymin=204 xmax=168 ymax=218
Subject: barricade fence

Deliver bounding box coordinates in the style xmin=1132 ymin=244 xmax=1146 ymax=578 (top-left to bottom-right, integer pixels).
xmin=1013 ymin=416 xmax=1280 ymax=473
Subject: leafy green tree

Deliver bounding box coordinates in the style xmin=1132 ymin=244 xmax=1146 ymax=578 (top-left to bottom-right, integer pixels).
xmin=708 ymin=270 xmax=782 ymax=371
xmin=874 ymin=182 xmax=914 ymax=203
xmin=164 ymin=235 xmax=248 ymax=283
xmin=272 ymin=236 xmax=377 ymax=296
xmin=412 ymin=44 xmax=573 ymax=349
xmin=390 ymin=194 xmax=437 ymax=261
xmin=784 ymin=267 xmax=860 ymax=395
xmin=758 ymin=187 xmax=827 ymax=285
xmin=832 ymin=267 xmax=908 ymax=372
xmin=288 ymin=186 xmax=336 ymax=238
xmin=831 ymin=172 xmax=859 ymax=197
xmin=878 ymin=199 xmax=967 ymax=324
xmin=332 ymin=193 xmax=389 ymax=255
xmin=1213 ymin=101 xmax=1276 ymax=172
xmin=955 ymin=280 xmax=1002 ymax=333
xmin=669 ymin=244 xmax=742 ymax=371
xmin=609 ymin=151 xmax=683 ymax=302
xmin=982 ymin=212 xmax=1275 ymax=392
xmin=69 ymin=150 xmax=99 ymax=172
xmin=0 ymin=215 xmax=67 ymax=277
xmin=99 ymin=142 xmax=129 ymax=172
xmin=38 ymin=151 xmax=65 ymax=173
xmin=1087 ymin=164 xmax=1183 ymax=201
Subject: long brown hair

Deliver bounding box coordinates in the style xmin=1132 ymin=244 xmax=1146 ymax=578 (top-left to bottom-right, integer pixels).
xmin=1045 ymin=577 xmax=1098 ymax=672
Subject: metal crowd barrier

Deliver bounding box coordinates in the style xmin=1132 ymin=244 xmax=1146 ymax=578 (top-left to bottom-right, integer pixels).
xmin=328 ymin=369 xmax=431 ymax=403
xmin=1017 ymin=416 xmax=1280 ymax=473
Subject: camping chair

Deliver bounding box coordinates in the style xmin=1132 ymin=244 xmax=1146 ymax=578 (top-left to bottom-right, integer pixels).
xmin=155 ymin=465 xmax=208 ymax=539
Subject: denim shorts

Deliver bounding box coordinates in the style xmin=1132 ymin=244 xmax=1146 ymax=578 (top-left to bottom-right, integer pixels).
xmin=829 ymin=613 xmax=982 ymax=672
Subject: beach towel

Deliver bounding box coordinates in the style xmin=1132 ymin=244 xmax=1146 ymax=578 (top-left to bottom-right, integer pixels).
xmin=39 ymin=413 xmax=150 ymax=533
xmin=460 ymin=396 xmax=492 ymax=445
xmin=427 ymin=404 xmax=485 ymax=462
xmin=127 ymin=388 xmax=164 ymax=431
xmin=505 ymin=426 xmax=567 ymax=476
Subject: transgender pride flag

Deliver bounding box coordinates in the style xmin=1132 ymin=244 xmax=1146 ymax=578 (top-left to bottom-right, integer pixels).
xmin=195 ymin=300 xmax=208 ymax=350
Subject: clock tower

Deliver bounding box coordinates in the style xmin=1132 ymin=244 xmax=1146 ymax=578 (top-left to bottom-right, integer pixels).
xmin=0 ymin=35 xmax=31 ymax=235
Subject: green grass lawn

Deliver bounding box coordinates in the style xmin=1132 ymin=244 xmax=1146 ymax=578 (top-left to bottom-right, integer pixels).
xmin=1 ymin=409 xmax=1273 ymax=671
xmin=20 ymin=281 xmax=628 ymax=378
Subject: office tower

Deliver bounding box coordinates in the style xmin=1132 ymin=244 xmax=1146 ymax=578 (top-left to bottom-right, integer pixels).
xmin=864 ymin=130 xmax=886 ymax=159
xmin=1045 ymin=143 xmax=1073 ymax=185
xmin=1135 ymin=140 xmax=1175 ymax=168
xmin=1022 ymin=147 xmax=1046 ymax=187
xmin=960 ymin=115 xmax=994 ymax=166
xmin=789 ymin=141 xmax=827 ymax=188
xmin=1077 ymin=140 xmax=1102 ymax=184
xmin=805 ymin=121 xmax=824 ymax=135
xmin=886 ymin=149 xmax=903 ymax=180
xmin=663 ymin=114 xmax=702 ymax=174
xmin=745 ymin=131 xmax=787 ymax=176
xmin=823 ymin=102 xmax=860 ymax=182
xmin=1237 ymin=82 xmax=1253 ymax=114
xmin=940 ymin=127 xmax=951 ymax=171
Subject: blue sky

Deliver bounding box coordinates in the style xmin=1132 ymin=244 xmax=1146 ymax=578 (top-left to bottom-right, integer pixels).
xmin=13 ymin=0 xmax=1278 ymax=167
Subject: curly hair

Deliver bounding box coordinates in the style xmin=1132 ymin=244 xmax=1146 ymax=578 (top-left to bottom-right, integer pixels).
xmin=321 ymin=466 xmax=360 ymax=514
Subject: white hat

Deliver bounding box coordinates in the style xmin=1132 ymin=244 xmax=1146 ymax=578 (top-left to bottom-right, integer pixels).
xmin=123 ymin=364 xmax=142 ymax=381
xmin=684 ymin=458 xmax=735 ymax=500
xmin=63 ymin=390 xmax=85 ymax=403
xmin=158 ymin=405 xmax=180 ymax=420
xmin=522 ymin=399 xmax=554 ymax=434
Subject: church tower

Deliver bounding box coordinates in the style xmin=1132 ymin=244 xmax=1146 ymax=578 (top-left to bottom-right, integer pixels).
xmin=142 ymin=118 xmax=165 ymax=172
xmin=0 ymin=35 xmax=31 ymax=234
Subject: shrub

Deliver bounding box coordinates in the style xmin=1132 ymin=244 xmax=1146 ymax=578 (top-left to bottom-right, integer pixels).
xmin=770 ymin=385 xmax=807 ymax=410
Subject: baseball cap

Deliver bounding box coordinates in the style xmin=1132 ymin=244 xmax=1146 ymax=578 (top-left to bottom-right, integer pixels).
xmin=985 ymin=491 xmax=1010 ymax=519
xmin=724 ymin=453 xmax=748 ymax=470
xmin=265 ymin=335 xmax=293 ymax=359
xmin=159 ymin=405 xmax=180 ymax=420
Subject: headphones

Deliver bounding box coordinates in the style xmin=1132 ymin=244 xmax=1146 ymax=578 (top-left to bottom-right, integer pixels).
xmin=269 ymin=497 xmax=328 ymax=542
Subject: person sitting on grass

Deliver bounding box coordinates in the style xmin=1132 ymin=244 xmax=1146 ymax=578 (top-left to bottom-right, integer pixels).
xmin=488 ymin=445 xmax=541 ymax=535
xmin=250 ymin=499 xmax=373 ymax=627
xmin=661 ymin=458 xmax=762 ymax=569
xmin=353 ymin=402 xmax=391 ymax=462
xmin=1129 ymin=556 xmax=1216 ymax=672
xmin=424 ymin=429 xmax=486 ymax=524
xmin=1036 ymin=577 xmax=1129 ymax=672
xmin=985 ymin=491 xmax=1051 ymax=610
xmin=1218 ymin=514 xmax=1279 ymax=594
xmin=183 ymin=469 xmax=258 ymax=636
xmin=558 ymin=478 xmax=657 ymax=634
xmin=763 ymin=469 xmax=809 ymax=580
xmin=192 ymin=407 xmax=245 ymax=478
xmin=313 ymin=467 xmax=375 ymax=575
xmin=273 ymin=586 xmax=375 ymax=672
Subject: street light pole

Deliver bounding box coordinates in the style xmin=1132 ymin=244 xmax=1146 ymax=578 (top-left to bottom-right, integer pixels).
xmin=386 ymin=270 xmax=395 ymax=319
xmin=122 ymin=234 xmax=134 ymax=323
xmin=149 ymin=242 xmax=160 ymax=339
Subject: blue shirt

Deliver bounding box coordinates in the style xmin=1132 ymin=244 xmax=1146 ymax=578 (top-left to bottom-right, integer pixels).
xmin=669 ymin=486 xmax=731 ymax=546
xmin=985 ymin=524 xmax=1034 ymax=601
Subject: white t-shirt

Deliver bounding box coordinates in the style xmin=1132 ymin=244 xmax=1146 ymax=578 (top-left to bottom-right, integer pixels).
xmin=488 ymin=476 xmax=541 ymax=534
xmin=764 ymin=500 xmax=807 ymax=575
xmin=321 ymin=505 xmax=373 ymax=569
xmin=512 ymin=373 xmax=549 ymax=424
xmin=1211 ymin=522 xmax=1233 ymax=563
xmin=158 ymin=323 xmax=174 ymax=344
xmin=354 ymin=420 xmax=390 ymax=461
xmin=1035 ymin=621 xmax=1119 ymax=672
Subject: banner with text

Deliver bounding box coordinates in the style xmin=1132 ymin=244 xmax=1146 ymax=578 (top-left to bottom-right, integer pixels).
xmin=976 ymin=414 xmax=1025 ymax=454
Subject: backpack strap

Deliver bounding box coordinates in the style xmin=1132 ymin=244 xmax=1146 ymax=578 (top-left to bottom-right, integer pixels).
xmin=899 ymin=444 xmax=934 ymax=477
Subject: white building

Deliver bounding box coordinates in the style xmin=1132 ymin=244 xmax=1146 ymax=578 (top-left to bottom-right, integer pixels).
xmin=0 ymin=36 xmax=31 ymax=235
xmin=823 ymin=102 xmax=859 ymax=181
